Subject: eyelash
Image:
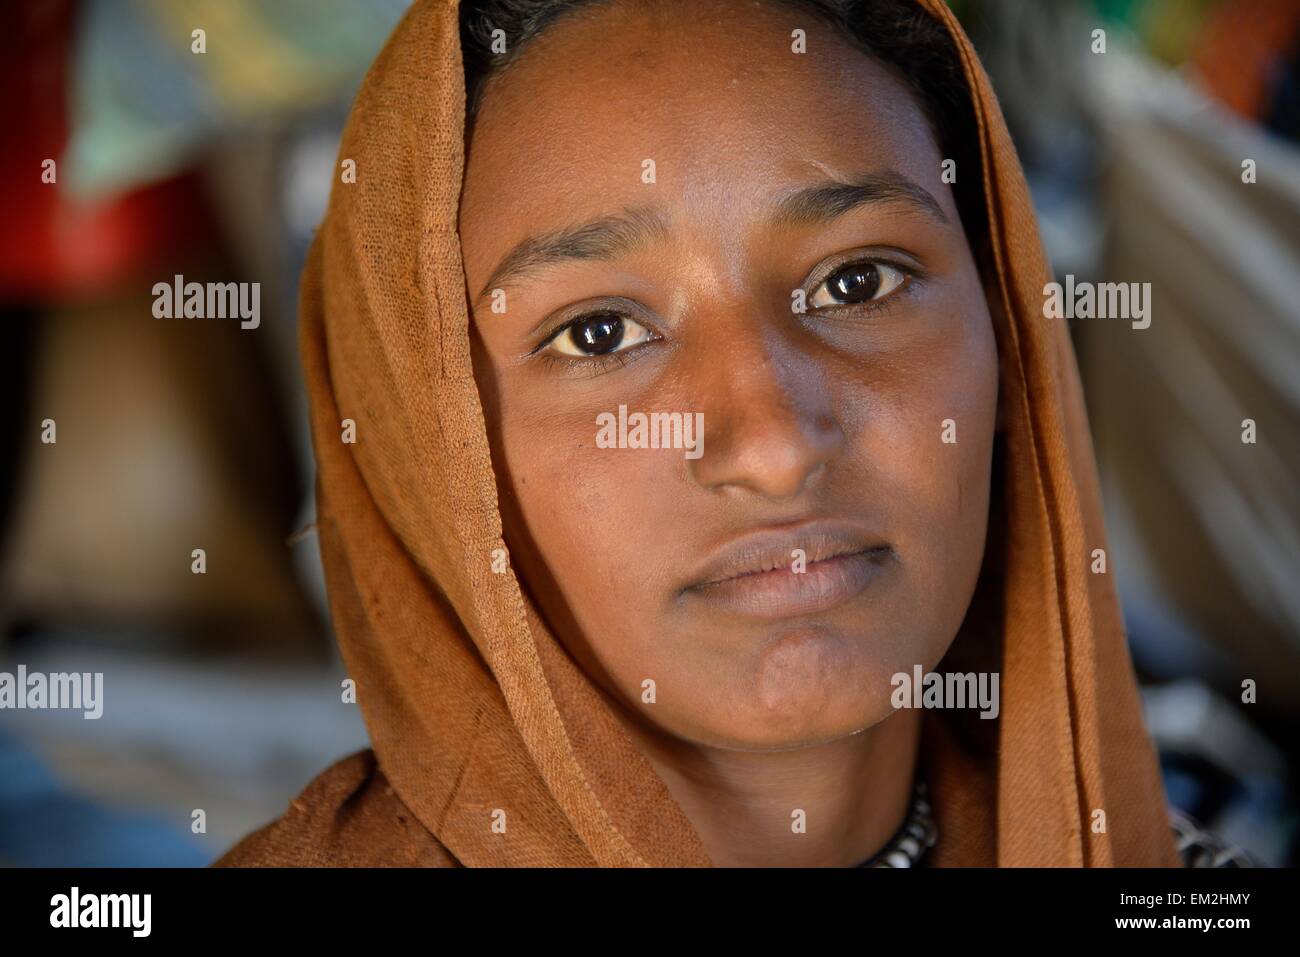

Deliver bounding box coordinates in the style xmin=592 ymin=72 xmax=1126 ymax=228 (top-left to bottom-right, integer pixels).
xmin=530 ymin=255 xmax=920 ymax=377
xmin=529 ymin=307 xmax=661 ymax=378
xmin=534 ymin=344 xmax=648 ymax=378
xmin=805 ymin=255 xmax=919 ymax=318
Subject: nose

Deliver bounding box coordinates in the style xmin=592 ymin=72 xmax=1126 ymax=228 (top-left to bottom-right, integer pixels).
xmin=685 ymin=323 xmax=845 ymax=502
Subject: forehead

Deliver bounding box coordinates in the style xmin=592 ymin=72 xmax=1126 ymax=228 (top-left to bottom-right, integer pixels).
xmin=458 ymin=0 xmax=947 ymax=266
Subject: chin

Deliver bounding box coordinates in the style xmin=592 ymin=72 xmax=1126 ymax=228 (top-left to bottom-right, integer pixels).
xmin=704 ymin=672 xmax=899 ymax=752
xmin=697 ymin=701 xmax=893 ymax=752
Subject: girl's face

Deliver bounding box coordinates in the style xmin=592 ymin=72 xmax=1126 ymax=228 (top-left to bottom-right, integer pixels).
xmin=459 ymin=0 xmax=998 ymax=750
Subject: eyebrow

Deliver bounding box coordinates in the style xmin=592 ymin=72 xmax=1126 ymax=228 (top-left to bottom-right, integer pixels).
xmin=769 ymin=169 xmax=951 ymax=230
xmin=473 ymin=169 xmax=949 ymax=305
xmin=475 ymin=205 xmax=670 ymax=305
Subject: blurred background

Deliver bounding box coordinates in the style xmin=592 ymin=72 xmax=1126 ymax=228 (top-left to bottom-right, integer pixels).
xmin=1 ymin=0 xmax=1296 ymax=866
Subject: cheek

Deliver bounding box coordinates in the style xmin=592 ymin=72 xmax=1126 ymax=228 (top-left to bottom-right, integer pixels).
xmin=859 ymin=305 xmax=999 ymax=658
xmin=497 ymin=403 xmax=684 ymax=674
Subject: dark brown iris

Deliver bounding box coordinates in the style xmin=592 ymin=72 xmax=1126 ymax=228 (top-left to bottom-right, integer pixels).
xmin=570 ymin=314 xmax=625 ymax=354
xmin=828 ymin=263 xmax=881 ymax=303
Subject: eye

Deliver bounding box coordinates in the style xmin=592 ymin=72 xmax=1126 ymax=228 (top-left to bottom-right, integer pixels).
xmin=808 ymin=261 xmax=908 ymax=309
xmin=544 ymin=311 xmax=655 ymax=357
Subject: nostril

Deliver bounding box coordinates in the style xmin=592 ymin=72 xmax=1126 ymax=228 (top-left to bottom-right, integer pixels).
xmin=687 ymin=406 xmax=844 ymax=501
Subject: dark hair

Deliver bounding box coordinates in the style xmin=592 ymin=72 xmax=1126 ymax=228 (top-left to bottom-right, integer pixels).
xmin=459 ymin=0 xmax=987 ymax=256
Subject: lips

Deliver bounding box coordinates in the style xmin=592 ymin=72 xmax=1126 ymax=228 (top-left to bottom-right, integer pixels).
xmin=681 ymin=520 xmax=893 ymax=619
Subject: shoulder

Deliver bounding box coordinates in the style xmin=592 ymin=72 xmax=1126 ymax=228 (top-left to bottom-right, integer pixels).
xmin=212 ymin=749 xmax=460 ymax=867
xmin=1169 ymin=807 xmax=1257 ymax=868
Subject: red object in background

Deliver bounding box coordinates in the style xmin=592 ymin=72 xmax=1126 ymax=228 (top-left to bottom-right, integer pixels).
xmin=0 ymin=0 xmax=215 ymax=302
xmin=1191 ymin=0 xmax=1300 ymax=123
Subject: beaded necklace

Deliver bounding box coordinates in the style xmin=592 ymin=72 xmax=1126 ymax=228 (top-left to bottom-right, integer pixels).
xmin=855 ymin=780 xmax=938 ymax=868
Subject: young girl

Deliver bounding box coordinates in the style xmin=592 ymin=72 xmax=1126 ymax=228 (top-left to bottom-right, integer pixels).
xmin=216 ymin=0 xmax=1237 ymax=867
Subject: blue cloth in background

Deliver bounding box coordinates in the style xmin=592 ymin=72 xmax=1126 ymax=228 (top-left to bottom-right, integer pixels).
xmin=0 ymin=728 xmax=209 ymax=867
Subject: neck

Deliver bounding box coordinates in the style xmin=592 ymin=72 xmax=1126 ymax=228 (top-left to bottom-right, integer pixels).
xmin=620 ymin=707 xmax=922 ymax=867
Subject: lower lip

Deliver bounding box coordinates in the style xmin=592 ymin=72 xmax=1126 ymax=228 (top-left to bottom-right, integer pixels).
xmin=684 ymin=547 xmax=892 ymax=619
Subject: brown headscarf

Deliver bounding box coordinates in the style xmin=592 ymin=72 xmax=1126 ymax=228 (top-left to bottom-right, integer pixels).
xmin=216 ymin=0 xmax=1182 ymax=868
